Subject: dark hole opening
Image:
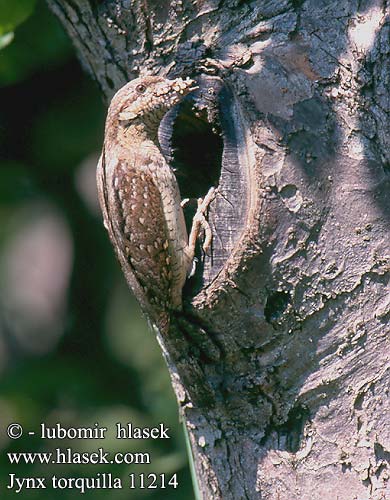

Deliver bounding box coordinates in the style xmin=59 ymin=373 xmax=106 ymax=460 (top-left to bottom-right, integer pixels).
xmin=160 ymin=99 xmax=223 ymax=295
xmin=170 ymin=100 xmax=222 ymax=200
xmin=264 ymin=291 xmax=291 ymax=324
xmin=276 ymin=405 xmax=310 ymax=453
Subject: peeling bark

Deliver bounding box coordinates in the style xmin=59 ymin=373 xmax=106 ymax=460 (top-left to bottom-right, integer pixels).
xmin=47 ymin=0 xmax=390 ymax=498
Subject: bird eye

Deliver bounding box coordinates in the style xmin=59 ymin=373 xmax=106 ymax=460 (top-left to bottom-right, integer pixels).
xmin=136 ymin=84 xmax=146 ymax=93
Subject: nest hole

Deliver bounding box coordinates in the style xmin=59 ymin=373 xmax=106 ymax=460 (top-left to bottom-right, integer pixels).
xmin=170 ymin=100 xmax=223 ymax=199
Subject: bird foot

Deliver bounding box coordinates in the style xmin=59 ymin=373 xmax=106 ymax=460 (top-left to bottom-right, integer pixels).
xmin=188 ymin=187 xmax=216 ymax=256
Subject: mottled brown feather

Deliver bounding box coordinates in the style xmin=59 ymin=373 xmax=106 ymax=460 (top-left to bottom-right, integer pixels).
xmin=97 ymin=76 xmax=200 ymax=332
xmin=113 ymin=160 xmax=173 ymax=311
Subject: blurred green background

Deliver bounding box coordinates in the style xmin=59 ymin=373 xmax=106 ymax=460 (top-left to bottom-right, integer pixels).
xmin=0 ymin=1 xmax=193 ymax=497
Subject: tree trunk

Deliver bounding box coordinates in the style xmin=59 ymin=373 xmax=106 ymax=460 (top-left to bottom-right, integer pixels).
xmin=47 ymin=0 xmax=390 ymax=498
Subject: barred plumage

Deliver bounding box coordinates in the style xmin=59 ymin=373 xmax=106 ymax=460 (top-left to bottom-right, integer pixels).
xmin=97 ymin=76 xmax=213 ymax=330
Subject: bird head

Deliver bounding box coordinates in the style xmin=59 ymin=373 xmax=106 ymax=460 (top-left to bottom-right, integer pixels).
xmin=109 ymin=76 xmax=197 ymax=131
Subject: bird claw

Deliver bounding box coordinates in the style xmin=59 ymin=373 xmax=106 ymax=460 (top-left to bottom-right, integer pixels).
xmin=189 ymin=187 xmax=216 ymax=257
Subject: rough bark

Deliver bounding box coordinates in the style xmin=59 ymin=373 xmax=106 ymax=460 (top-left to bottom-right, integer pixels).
xmin=47 ymin=0 xmax=390 ymax=498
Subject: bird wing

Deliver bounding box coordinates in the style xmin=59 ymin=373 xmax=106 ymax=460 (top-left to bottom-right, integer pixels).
xmin=97 ymin=151 xmax=174 ymax=317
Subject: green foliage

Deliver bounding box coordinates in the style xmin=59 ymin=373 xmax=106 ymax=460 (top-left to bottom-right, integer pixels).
xmin=0 ymin=32 xmax=13 ymax=49
xmin=0 ymin=0 xmax=36 ymax=40
xmin=0 ymin=0 xmax=36 ymax=34
xmin=0 ymin=2 xmax=70 ymax=85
